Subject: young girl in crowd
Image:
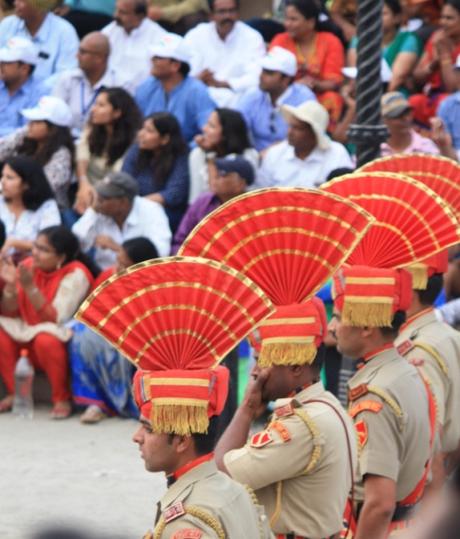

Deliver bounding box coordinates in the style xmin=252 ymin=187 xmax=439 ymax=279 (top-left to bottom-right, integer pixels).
xmin=0 ymin=96 xmax=74 ymax=208
xmin=0 ymin=226 xmax=95 ymax=418
xmin=188 ymin=108 xmax=258 ymax=203
xmin=122 ymin=112 xmax=189 ymax=233
xmin=0 ymin=156 xmax=61 ymax=260
xmin=74 ymin=87 xmax=142 ymax=214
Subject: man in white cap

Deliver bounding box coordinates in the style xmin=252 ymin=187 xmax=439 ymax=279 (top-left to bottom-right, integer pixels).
xmin=135 ymin=32 xmax=216 ymax=143
xmin=102 ymin=0 xmax=166 ymax=91
xmin=237 ymin=47 xmax=316 ymax=152
xmin=0 ymin=0 xmax=79 ymax=87
xmin=255 ymin=101 xmax=354 ymax=189
xmin=184 ymin=0 xmax=265 ymax=107
xmin=0 ymin=36 xmax=48 ymax=136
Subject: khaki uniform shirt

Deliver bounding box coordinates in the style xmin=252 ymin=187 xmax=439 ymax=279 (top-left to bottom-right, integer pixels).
xmin=395 ymin=308 xmax=460 ymax=453
xmin=224 ymin=381 xmax=357 ymax=538
xmin=147 ymin=460 xmax=273 ymax=539
xmin=348 ymin=347 xmax=431 ymax=502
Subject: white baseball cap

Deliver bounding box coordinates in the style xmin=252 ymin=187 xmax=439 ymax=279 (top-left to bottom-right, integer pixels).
xmin=21 ymin=96 xmax=73 ymax=127
xmin=281 ymin=101 xmax=330 ymax=150
xmin=261 ymin=47 xmax=297 ymax=77
xmin=150 ymin=33 xmax=190 ymax=65
xmin=0 ymin=37 xmax=39 ymax=66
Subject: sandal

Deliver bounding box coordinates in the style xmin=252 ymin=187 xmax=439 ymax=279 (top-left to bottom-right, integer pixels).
xmin=80 ymin=405 xmax=107 ymax=424
xmin=50 ymin=401 xmax=72 ymax=420
xmin=0 ymin=395 xmax=13 ymax=413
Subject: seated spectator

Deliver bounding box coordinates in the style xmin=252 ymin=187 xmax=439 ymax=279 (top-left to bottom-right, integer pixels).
xmin=270 ymin=0 xmax=345 ymax=129
xmin=53 ymin=32 xmax=131 ymax=138
xmin=255 ymin=101 xmax=353 ymax=188
xmin=55 ymin=0 xmax=115 ymax=39
xmin=437 ymin=54 xmax=460 ymax=159
xmin=0 ymin=96 xmax=74 ymax=208
xmin=70 ymin=237 xmax=159 ymax=424
xmin=135 ymin=32 xmax=216 ymax=144
xmin=102 ymin=0 xmax=166 ymax=91
xmin=147 ymin=0 xmax=209 ymax=35
xmin=72 ymin=171 xmax=171 ymax=269
xmin=237 ymin=47 xmax=316 ymax=152
xmin=380 ymin=91 xmax=446 ymax=156
xmin=172 ymin=154 xmax=254 ymax=253
xmin=403 ymin=0 xmax=443 ymax=46
xmin=0 ymin=156 xmax=60 ymax=259
xmin=0 ymin=0 xmax=79 ymax=88
xmin=0 ymin=37 xmax=48 ymax=137
xmin=411 ymin=0 xmax=460 ymax=127
xmin=0 ymin=225 xmax=94 ymax=418
xmin=189 ymin=108 xmax=258 ymax=203
xmin=348 ymin=0 xmax=421 ymax=95
xmin=122 ymin=112 xmax=189 ymax=233
xmin=75 ymin=87 xmax=142 ymax=215
xmin=330 ymin=0 xmax=357 ymax=43
xmin=184 ymin=0 xmax=266 ymax=107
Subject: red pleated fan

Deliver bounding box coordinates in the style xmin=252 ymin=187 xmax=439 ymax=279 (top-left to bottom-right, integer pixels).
xmin=76 ymin=257 xmax=274 ymax=369
xmin=178 ymin=188 xmax=374 ymax=305
xmin=322 ymin=172 xmax=460 ymax=268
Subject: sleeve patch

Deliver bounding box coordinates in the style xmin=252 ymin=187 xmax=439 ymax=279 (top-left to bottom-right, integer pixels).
xmin=409 ymin=358 xmax=425 ymax=367
xmin=164 ymin=501 xmax=186 ymax=523
xmin=172 ymin=530 xmax=203 ymax=539
xmin=250 ymin=430 xmax=273 ymax=448
xmin=349 ymin=400 xmax=383 ymax=418
xmin=355 ymin=419 xmax=368 ymax=449
xmin=274 ymin=402 xmax=295 ymax=418
xmin=269 ymin=420 xmax=292 ymax=442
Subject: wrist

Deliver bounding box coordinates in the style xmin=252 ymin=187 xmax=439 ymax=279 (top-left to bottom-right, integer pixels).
xmin=241 ymin=397 xmax=262 ymax=420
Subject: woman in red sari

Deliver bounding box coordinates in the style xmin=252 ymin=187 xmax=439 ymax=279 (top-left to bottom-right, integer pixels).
xmin=410 ymin=0 xmax=460 ymax=126
xmin=0 ymin=226 xmax=94 ymax=418
xmin=270 ymin=0 xmax=345 ymax=129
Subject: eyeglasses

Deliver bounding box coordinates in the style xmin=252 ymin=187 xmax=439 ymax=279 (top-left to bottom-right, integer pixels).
xmin=213 ymin=7 xmax=238 ymax=15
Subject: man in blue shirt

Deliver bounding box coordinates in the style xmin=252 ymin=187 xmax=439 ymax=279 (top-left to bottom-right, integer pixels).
xmin=236 ymin=47 xmax=316 ymax=152
xmin=0 ymin=36 xmax=48 ymax=137
xmin=0 ymin=0 xmax=79 ymax=89
xmin=437 ymin=55 xmax=460 ymax=160
xmin=135 ymin=32 xmax=216 ymax=144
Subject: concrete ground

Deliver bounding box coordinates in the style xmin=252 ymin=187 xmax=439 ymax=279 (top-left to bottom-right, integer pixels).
xmin=0 ymin=406 xmax=167 ymax=539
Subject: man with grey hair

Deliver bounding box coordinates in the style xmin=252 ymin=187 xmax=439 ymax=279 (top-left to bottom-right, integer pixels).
xmin=72 ymin=171 xmax=172 ymax=269
xmin=102 ymin=0 xmax=166 ymax=90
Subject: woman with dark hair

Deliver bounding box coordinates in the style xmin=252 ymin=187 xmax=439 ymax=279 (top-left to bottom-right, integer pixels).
xmin=411 ymin=0 xmax=460 ymax=126
xmin=348 ymin=0 xmax=421 ymax=94
xmin=0 ymin=225 xmax=94 ymax=418
xmin=269 ymin=0 xmax=345 ymax=128
xmin=122 ymin=112 xmax=189 ymax=233
xmin=0 ymin=156 xmax=61 ymax=258
xmin=0 ymin=96 xmax=75 ymax=208
xmin=70 ymin=237 xmax=159 ymax=424
xmin=188 ymin=107 xmax=258 ymax=203
xmin=74 ymin=87 xmax=142 ymax=214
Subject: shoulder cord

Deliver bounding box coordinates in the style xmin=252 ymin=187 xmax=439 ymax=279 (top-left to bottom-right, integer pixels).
xmin=244 ymin=484 xmax=269 ymax=539
xmin=411 ymin=342 xmax=449 ymax=377
xmin=154 ymin=506 xmax=226 ymax=539
xmin=366 ymin=386 xmax=405 ymax=431
xmin=304 ymin=398 xmax=356 ymax=539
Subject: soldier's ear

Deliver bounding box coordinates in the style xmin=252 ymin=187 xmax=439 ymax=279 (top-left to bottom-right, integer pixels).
xmin=174 ymin=434 xmax=193 ymax=454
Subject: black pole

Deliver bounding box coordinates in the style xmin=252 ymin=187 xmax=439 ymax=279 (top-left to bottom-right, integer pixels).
xmin=348 ymin=0 xmax=388 ymax=167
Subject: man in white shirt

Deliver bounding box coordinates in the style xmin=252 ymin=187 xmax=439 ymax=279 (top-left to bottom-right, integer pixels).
xmin=102 ymin=0 xmax=166 ymax=91
xmin=255 ymin=101 xmax=354 ymax=189
xmin=72 ymin=171 xmax=171 ymax=269
xmin=184 ymin=0 xmax=266 ymax=107
xmin=53 ymin=32 xmax=130 ymax=138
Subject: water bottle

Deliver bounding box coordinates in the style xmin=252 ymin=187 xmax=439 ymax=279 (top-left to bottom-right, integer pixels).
xmin=12 ymin=348 xmax=34 ymax=419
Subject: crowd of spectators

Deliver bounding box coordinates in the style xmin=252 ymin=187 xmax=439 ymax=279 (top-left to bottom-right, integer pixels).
xmin=0 ymin=0 xmax=459 ymax=422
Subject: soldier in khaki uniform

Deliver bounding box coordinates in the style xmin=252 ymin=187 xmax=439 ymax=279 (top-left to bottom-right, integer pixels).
xmin=396 ymin=252 xmax=460 ymax=481
xmin=329 ymin=266 xmax=433 ymax=539
xmin=216 ymin=300 xmax=358 ymax=539
xmin=76 ymin=257 xmax=275 ymax=539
